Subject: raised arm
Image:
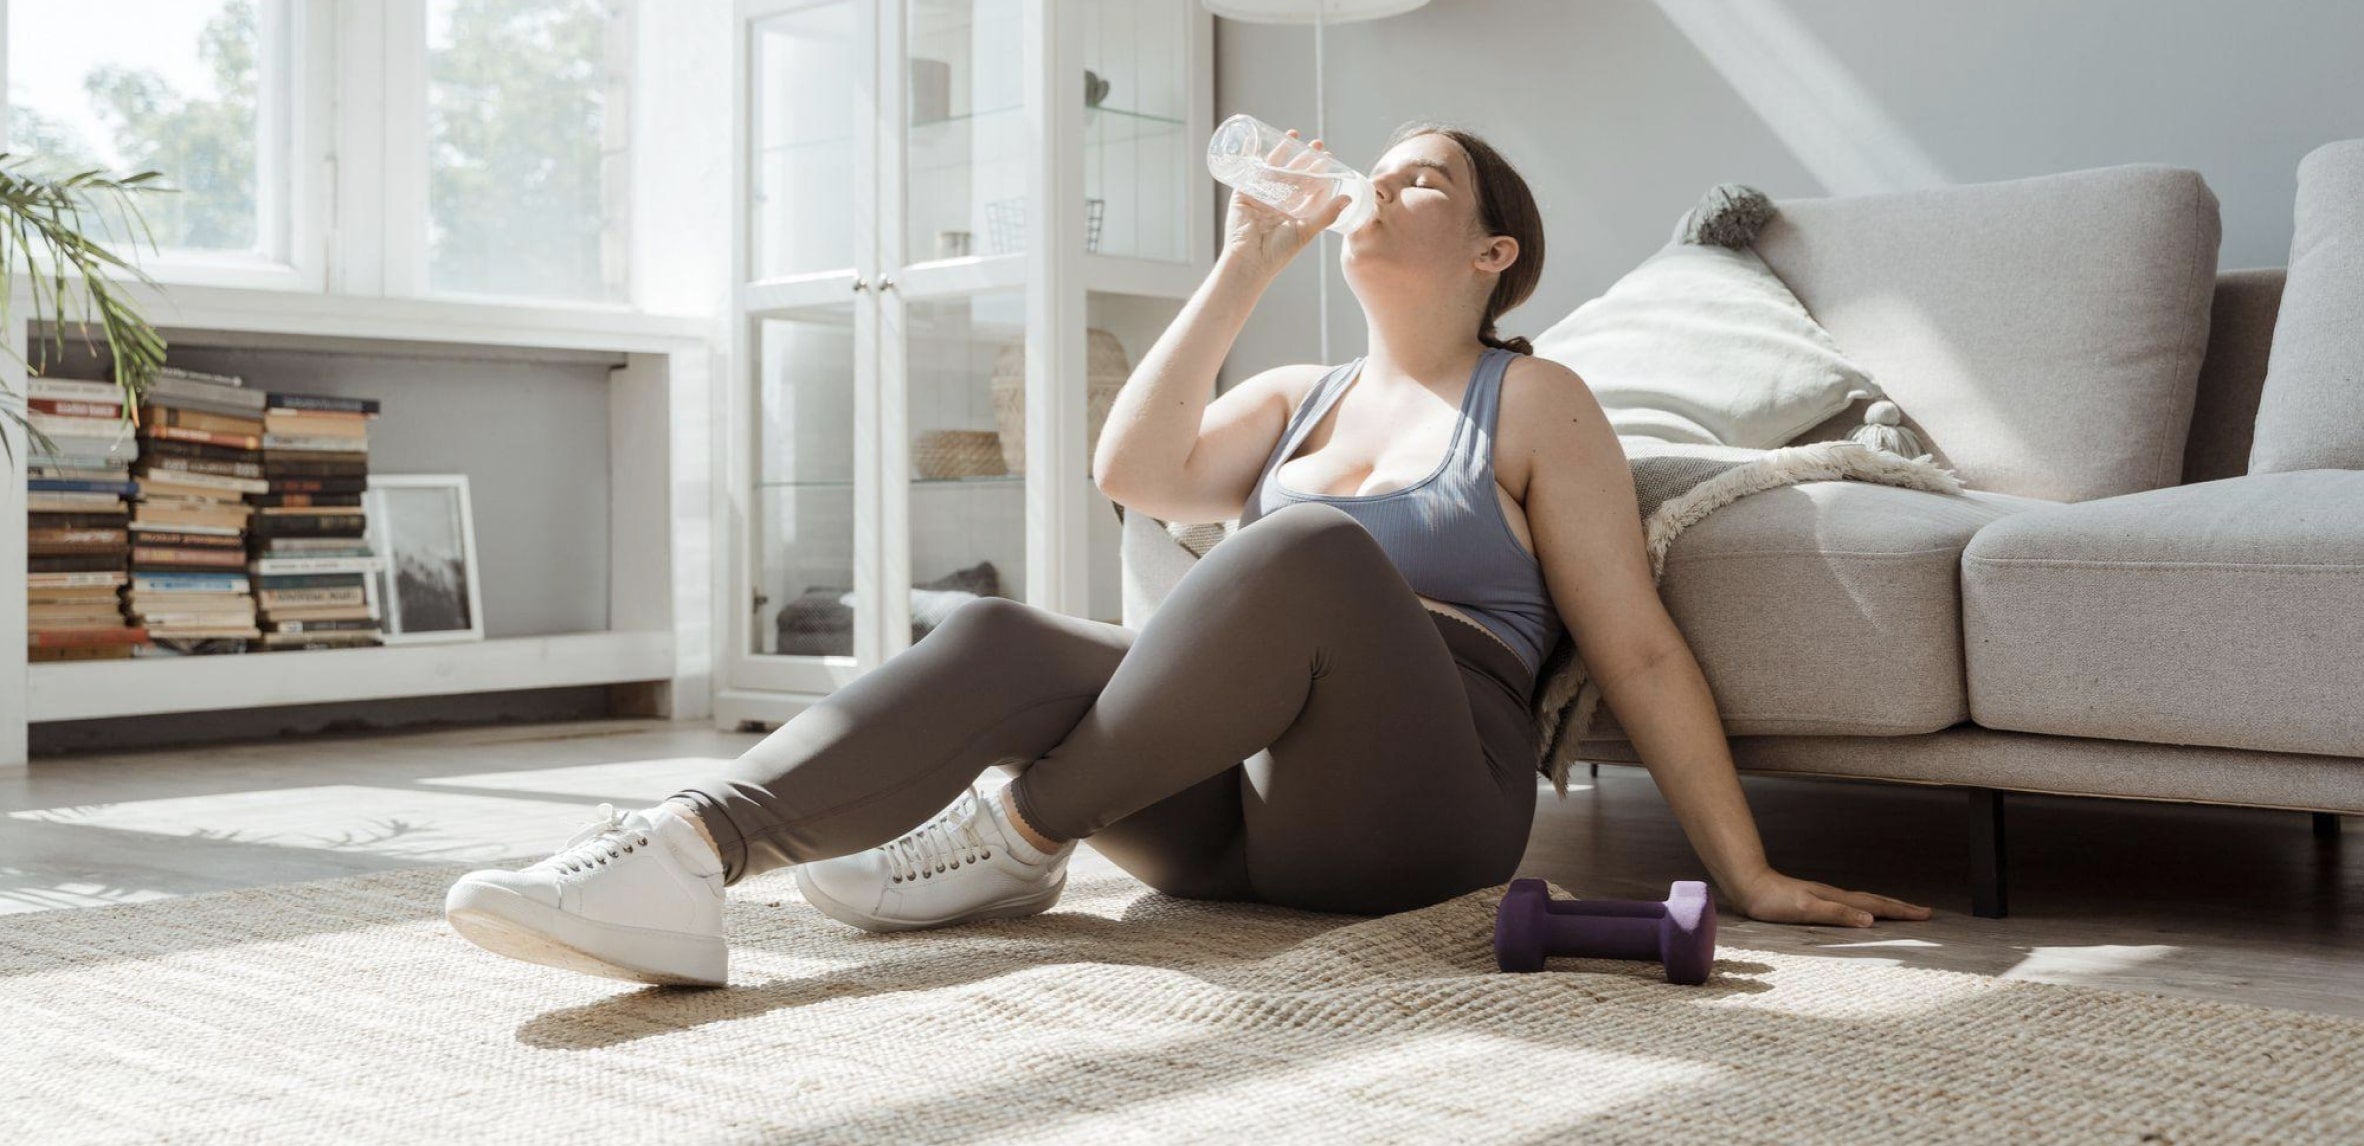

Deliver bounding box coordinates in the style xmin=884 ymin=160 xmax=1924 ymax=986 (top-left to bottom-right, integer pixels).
xmin=1095 ymin=128 xmax=1351 ymax=523
xmin=1089 ymin=230 xmax=1327 ymax=524
xmin=1504 ymin=354 xmax=1932 ymax=927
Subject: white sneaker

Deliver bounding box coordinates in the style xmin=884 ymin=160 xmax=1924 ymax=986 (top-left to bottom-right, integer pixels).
xmin=795 ymin=783 xmax=1077 ymax=933
xmin=445 ymin=801 xmax=729 ymax=987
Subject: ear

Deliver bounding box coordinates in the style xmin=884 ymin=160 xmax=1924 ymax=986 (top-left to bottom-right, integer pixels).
xmin=1474 ymin=234 xmax=1518 ymax=275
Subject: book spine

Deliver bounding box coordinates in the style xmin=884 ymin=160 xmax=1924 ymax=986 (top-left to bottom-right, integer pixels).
xmin=144 ymin=405 xmax=267 ymax=435
xmin=251 ymin=572 xmax=367 ymax=589
xmin=148 ymin=377 xmax=267 ymax=409
xmin=250 ymin=493 xmax=365 ymax=508
xmin=128 ymin=520 xmax=245 ymax=537
xmin=27 ymin=528 xmax=129 ymax=546
xmin=26 ymin=378 xmax=124 ymax=402
xmin=262 ymin=477 xmax=371 ymax=493
xmin=267 ymin=618 xmax=381 ymax=633
xmin=141 ymin=457 xmax=266 ymax=479
xmin=262 ymin=435 xmax=371 ymax=453
xmin=28 ymin=479 xmax=140 ymax=495
xmin=30 ymin=557 xmax=127 ymax=573
xmin=27 ymin=572 xmax=131 ymax=588
xmin=265 ymin=393 xmax=381 ymax=414
xmin=30 ymin=398 xmax=125 ymax=418
xmin=159 ymin=365 xmax=246 ymax=387
xmin=259 ymin=589 xmax=368 ymax=607
xmin=249 ymin=556 xmax=388 ymax=574
xmin=144 ymin=424 xmax=264 ymax=451
xmin=28 ymin=627 xmax=151 ymax=648
xmin=136 ymin=470 xmax=273 ymax=495
xmin=132 ymin=546 xmax=251 ymax=565
xmin=130 ymin=574 xmax=252 ymax=591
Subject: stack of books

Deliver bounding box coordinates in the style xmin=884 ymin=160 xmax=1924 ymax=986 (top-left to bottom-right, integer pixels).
xmin=127 ymin=366 xmax=267 ymax=650
xmin=25 ymin=377 xmax=145 ymax=661
xmin=250 ymin=390 xmax=383 ymax=651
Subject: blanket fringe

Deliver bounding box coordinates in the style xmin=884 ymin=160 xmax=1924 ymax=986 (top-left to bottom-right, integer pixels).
xmin=1538 ymin=440 xmax=1965 ymax=796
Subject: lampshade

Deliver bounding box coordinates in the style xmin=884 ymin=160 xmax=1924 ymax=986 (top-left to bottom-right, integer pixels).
xmin=1199 ymin=0 xmax=1430 ymax=23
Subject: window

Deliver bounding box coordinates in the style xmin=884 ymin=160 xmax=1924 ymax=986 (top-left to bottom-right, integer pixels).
xmin=424 ymin=0 xmax=630 ymax=303
xmin=0 ymin=0 xmax=645 ymax=305
xmin=5 ymin=0 xmax=292 ymax=262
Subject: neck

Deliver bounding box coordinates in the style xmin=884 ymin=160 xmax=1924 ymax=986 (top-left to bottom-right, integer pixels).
xmin=1356 ymin=292 xmax=1490 ymax=382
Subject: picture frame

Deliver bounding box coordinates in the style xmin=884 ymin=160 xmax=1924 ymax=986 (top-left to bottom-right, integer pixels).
xmin=361 ymin=474 xmax=486 ymax=645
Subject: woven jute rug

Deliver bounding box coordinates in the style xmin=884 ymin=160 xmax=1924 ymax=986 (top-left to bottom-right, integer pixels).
xmin=5 ymin=864 xmax=2360 ymax=1145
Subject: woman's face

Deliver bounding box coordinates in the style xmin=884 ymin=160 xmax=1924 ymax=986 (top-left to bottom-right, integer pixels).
xmin=1342 ymin=132 xmax=1512 ymax=300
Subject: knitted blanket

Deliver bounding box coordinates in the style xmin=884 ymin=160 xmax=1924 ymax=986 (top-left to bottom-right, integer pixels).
xmin=1160 ymin=438 xmax=1968 ymax=796
xmin=1524 ymin=439 xmax=1965 ymax=795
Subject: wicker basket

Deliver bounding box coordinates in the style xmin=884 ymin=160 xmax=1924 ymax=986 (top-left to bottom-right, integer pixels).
xmin=913 ymin=429 xmax=1009 ymax=479
xmin=988 ymin=328 xmax=1131 ymax=475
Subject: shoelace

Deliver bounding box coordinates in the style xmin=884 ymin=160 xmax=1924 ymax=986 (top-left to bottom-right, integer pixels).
xmin=882 ymin=787 xmax=992 ymax=884
xmin=545 ymin=802 xmax=652 ymax=874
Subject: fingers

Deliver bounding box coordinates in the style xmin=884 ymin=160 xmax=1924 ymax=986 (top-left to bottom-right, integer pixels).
xmin=1310 ymin=188 xmax=1350 ymax=227
xmin=1802 ymin=895 xmax=1875 ymax=928
xmin=1809 ymin=881 xmax=1934 ymax=920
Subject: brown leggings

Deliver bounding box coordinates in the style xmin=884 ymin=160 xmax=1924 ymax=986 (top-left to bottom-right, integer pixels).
xmin=670 ymin=500 xmax=1543 ymax=916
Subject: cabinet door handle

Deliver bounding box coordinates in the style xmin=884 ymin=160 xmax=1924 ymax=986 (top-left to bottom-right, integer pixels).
xmin=876 ymin=276 xmax=896 ymax=292
xmin=852 ymin=278 xmax=870 ymax=292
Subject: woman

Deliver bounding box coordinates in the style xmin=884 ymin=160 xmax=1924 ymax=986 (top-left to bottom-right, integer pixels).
xmin=444 ymin=120 xmax=1930 ymax=988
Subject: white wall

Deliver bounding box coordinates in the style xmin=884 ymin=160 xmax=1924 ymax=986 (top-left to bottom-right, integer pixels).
xmin=1213 ymin=0 xmax=2364 ymax=384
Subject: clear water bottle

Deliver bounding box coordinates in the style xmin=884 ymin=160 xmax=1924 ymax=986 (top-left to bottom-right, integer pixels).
xmin=1206 ymin=113 xmax=1378 ymax=236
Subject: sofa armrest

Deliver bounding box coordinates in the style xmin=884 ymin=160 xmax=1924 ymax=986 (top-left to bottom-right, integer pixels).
xmin=1120 ymin=507 xmax=1200 ymax=628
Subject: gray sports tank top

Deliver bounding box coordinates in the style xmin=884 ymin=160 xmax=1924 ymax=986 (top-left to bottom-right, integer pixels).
xmin=1240 ymin=346 xmax=1565 ymax=676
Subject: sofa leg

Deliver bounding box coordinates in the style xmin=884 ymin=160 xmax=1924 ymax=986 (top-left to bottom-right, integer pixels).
xmin=2317 ymin=812 xmax=2342 ymax=841
xmin=1589 ymin=762 xmax=1598 ymax=779
xmin=1969 ymin=788 xmax=2008 ymax=919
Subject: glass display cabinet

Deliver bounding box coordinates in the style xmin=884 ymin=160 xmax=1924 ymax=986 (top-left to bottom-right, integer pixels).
xmin=721 ymin=0 xmax=1213 ymax=725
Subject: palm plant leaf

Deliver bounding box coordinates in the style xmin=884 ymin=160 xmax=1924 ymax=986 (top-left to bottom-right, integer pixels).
xmin=0 ymin=153 xmax=171 ymax=465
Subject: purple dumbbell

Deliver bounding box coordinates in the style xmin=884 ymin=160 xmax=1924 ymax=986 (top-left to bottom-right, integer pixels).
xmin=1493 ymin=878 xmax=1718 ymax=985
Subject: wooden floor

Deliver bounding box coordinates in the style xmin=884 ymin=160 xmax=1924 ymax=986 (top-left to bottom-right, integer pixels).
xmin=4 ymin=719 xmax=2356 ymax=1018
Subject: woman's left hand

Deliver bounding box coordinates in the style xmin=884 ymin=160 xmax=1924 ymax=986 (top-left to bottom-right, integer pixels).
xmin=1730 ymin=868 xmax=1932 ymax=927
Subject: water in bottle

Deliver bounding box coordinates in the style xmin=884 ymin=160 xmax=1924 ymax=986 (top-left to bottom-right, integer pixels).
xmin=1206 ymin=113 xmax=1378 ymax=235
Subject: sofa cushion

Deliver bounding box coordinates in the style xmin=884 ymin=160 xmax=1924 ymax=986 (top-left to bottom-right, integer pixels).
xmin=2250 ymin=139 xmax=2364 ymax=473
xmin=1962 ymin=470 xmax=2364 ymax=757
xmin=1530 ymin=242 xmax=1880 ymax=449
xmin=1582 ymin=481 xmax=2052 ymax=741
xmin=2182 ymin=268 xmax=2284 ymax=485
xmin=1753 ymin=164 xmax=2221 ymax=503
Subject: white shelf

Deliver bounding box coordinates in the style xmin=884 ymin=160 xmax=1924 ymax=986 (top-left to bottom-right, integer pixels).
xmin=28 ymin=632 xmax=676 ymax=723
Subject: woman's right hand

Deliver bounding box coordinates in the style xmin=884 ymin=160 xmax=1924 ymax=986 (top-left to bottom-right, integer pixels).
xmin=1219 ymin=129 xmax=1352 ymax=282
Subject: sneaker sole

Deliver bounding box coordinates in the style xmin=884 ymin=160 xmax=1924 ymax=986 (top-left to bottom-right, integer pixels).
xmin=444 ymin=879 xmax=727 ymax=988
xmin=794 ymin=865 xmax=1068 ymax=933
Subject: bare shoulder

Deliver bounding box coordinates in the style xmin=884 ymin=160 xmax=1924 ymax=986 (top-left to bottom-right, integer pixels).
xmin=1500 ymin=352 xmax=1597 ymax=412
xmin=1229 ymin=361 xmax=1333 ymax=418
xmin=1495 ymin=354 xmax=1618 ymax=491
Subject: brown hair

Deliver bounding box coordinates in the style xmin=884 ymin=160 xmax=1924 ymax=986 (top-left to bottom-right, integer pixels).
xmin=1380 ymin=120 xmax=1545 ymax=355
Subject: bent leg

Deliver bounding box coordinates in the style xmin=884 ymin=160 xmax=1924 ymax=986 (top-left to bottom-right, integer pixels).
xmin=669 ymin=596 xmax=1128 ymax=885
xmin=1006 ymin=501 xmax=1531 ymax=914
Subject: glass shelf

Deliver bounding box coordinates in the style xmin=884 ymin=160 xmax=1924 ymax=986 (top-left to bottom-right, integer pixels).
xmin=751 ymin=1 xmax=861 ymax=280
xmin=908 ymin=103 xmax=1187 ymax=159
xmin=759 ymin=475 xmax=1024 ymax=489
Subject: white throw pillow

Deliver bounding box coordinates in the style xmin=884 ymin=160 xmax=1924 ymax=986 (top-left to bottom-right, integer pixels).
xmin=1532 ymin=241 xmax=1881 ymax=449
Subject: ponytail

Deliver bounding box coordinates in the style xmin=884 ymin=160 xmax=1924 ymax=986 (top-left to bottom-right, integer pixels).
xmin=1479 ymin=322 xmax=1533 ymax=356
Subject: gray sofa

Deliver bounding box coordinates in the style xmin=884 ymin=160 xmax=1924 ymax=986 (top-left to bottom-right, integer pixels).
xmin=1118 ymin=157 xmax=2364 ymax=917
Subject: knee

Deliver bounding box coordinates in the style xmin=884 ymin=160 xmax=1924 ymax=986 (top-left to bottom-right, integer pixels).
xmin=932 ymin=593 xmax=1036 ymax=645
xmin=1223 ymin=501 xmax=1379 ymax=574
